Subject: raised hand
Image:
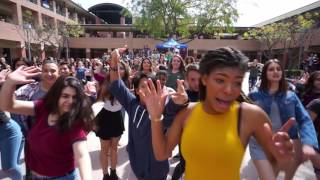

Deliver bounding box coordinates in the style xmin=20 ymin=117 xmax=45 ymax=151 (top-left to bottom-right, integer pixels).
xmin=271 ymin=118 xmax=295 ymax=163
xmin=139 ymin=79 xmax=169 ymax=120
xmin=171 ymin=79 xmax=188 ymax=105
xmin=0 ymin=69 xmax=10 ymax=83
xmin=111 ymin=45 xmax=127 ymax=65
xmin=6 ymin=66 xmax=41 ymax=85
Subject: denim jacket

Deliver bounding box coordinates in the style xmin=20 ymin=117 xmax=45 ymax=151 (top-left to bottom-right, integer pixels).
xmin=249 ymin=90 xmax=318 ymax=148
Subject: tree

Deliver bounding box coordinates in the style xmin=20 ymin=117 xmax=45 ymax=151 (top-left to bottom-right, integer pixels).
xmin=58 ymin=21 xmax=84 ymax=59
xmin=247 ymin=22 xmax=290 ymax=60
xmin=247 ymin=12 xmax=319 ymax=68
xmin=284 ymin=12 xmax=319 ymax=68
xmin=127 ymin=0 xmax=238 ymax=40
xmin=17 ymin=21 xmax=84 ymax=59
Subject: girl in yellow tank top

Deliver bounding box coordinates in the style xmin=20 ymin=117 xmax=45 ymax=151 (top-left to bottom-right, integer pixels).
xmin=138 ymin=47 xmax=295 ymax=180
xmin=181 ymin=102 xmax=244 ymax=179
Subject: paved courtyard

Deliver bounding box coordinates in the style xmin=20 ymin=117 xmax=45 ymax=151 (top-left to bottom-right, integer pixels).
xmin=0 ymin=72 xmax=317 ymax=179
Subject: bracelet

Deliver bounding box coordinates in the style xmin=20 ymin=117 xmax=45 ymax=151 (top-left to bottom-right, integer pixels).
xmin=149 ymin=115 xmax=164 ymax=122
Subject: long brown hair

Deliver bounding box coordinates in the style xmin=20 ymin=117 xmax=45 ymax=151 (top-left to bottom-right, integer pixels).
xmin=259 ymin=59 xmax=287 ymax=94
xmin=304 ymin=71 xmax=320 ymax=94
xmin=43 ymin=76 xmax=94 ymax=132
xmin=168 ymin=54 xmax=186 ymax=73
xmin=97 ymin=73 xmax=115 ymax=105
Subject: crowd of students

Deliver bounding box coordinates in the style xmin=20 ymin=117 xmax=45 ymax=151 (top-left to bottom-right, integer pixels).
xmin=0 ymin=47 xmax=319 ymax=180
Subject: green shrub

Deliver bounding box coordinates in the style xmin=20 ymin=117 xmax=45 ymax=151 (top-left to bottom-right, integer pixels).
xmin=285 ymin=69 xmax=303 ymax=78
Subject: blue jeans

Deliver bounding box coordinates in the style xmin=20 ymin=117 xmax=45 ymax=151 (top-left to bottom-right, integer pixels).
xmin=31 ymin=169 xmax=77 ymax=180
xmin=0 ymin=119 xmax=23 ymax=180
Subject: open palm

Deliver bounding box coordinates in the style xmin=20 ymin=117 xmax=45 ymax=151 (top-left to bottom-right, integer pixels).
xmin=139 ymin=79 xmax=169 ymax=119
xmin=7 ymin=66 xmax=41 ymax=85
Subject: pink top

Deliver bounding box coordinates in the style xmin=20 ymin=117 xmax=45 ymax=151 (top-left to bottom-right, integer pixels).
xmin=26 ymin=100 xmax=87 ymax=176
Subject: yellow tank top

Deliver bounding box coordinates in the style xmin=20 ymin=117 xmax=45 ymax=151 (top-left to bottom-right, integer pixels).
xmin=181 ymin=102 xmax=244 ymax=180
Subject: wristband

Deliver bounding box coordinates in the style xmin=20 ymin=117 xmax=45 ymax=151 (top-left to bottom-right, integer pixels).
xmin=149 ymin=115 xmax=164 ymax=122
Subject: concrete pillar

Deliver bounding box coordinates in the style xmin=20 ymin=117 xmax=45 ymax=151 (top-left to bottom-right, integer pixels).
xmin=16 ymin=4 xmax=23 ymax=25
xmin=53 ymin=1 xmax=56 ymax=13
xmin=65 ymin=8 xmax=69 ymax=19
xmin=282 ymin=51 xmax=288 ymax=68
xmin=118 ymin=16 xmax=126 ymax=38
xmin=74 ymin=12 xmax=78 ymax=23
xmin=38 ymin=12 xmax=42 ymax=27
xmin=95 ymin=16 xmax=101 ymax=24
xmin=53 ymin=18 xmax=58 ymax=31
xmin=120 ymin=16 xmax=125 ymax=25
xmin=40 ymin=43 xmax=45 ymax=60
xmin=86 ymin=48 xmax=91 ymax=59
xmin=19 ymin=42 xmax=27 ymax=58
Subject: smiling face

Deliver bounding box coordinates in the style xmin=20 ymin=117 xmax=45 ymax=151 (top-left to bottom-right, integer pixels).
xmin=59 ymin=64 xmax=70 ymax=77
xmin=58 ymin=86 xmax=77 ymax=114
xmin=186 ymin=70 xmax=200 ymax=92
xmin=42 ymin=63 xmax=59 ymax=87
xmin=202 ymin=67 xmax=244 ymax=114
xmin=142 ymin=59 xmax=152 ymax=72
xmin=171 ymin=56 xmax=182 ymax=71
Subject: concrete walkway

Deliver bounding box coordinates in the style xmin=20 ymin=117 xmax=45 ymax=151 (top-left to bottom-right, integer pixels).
xmin=0 ymin=72 xmax=317 ymax=179
xmin=1 ymin=116 xmax=315 ymax=180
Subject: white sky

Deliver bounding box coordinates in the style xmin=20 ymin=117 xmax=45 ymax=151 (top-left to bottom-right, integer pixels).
xmin=72 ymin=0 xmax=319 ymax=27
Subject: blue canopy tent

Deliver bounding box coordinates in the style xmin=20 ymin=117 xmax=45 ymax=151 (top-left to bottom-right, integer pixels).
xmin=156 ymin=38 xmax=188 ymax=49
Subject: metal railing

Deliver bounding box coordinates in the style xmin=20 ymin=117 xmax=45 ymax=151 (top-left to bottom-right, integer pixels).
xmin=26 ymin=0 xmax=38 ymax=5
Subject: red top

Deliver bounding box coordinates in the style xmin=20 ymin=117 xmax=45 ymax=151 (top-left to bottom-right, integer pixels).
xmin=26 ymin=100 xmax=87 ymax=176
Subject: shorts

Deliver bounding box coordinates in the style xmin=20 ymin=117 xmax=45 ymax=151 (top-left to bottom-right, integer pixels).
xmin=249 ymin=133 xmax=299 ymax=160
xmin=249 ymin=137 xmax=267 ymax=160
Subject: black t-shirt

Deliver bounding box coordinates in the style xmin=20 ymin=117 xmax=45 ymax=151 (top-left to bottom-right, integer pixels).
xmin=249 ymin=65 xmax=259 ymax=78
xmin=186 ymin=90 xmax=199 ymax=102
xmin=307 ymin=99 xmax=320 ymax=143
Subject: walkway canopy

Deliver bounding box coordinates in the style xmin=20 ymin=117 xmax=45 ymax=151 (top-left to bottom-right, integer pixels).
xmin=156 ymin=39 xmax=188 ymax=49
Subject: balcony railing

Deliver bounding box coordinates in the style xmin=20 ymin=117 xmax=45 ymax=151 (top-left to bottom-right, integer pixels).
xmin=41 ymin=0 xmax=54 ymax=11
xmin=26 ymin=0 xmax=38 ymax=5
xmin=56 ymin=7 xmax=66 ymax=17
xmin=0 ymin=15 xmax=14 ymax=24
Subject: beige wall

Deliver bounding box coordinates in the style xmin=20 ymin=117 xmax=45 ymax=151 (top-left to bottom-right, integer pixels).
xmin=6 ymin=0 xmax=94 ymax=26
xmin=69 ymin=37 xmax=261 ymax=52
xmin=0 ymin=0 xmax=319 ymax=59
xmin=0 ymin=21 xmax=24 ymax=42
